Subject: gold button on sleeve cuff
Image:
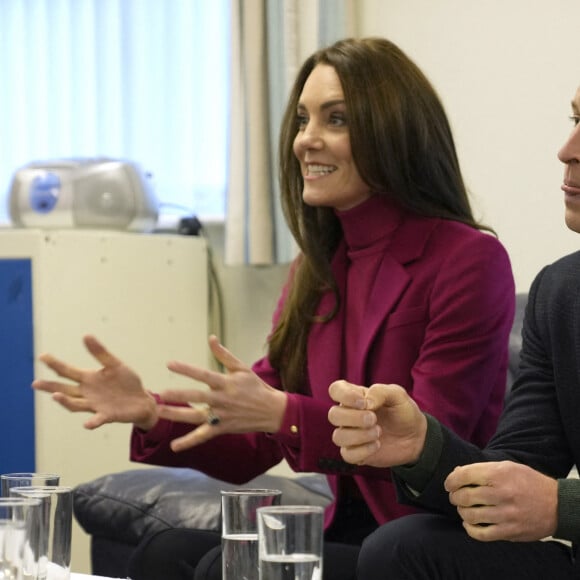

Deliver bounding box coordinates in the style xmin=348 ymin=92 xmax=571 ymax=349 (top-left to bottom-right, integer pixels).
xmin=290 ymin=425 xmax=299 ymax=434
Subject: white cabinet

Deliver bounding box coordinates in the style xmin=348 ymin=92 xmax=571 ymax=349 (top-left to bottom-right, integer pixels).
xmin=0 ymin=228 xmax=210 ymax=572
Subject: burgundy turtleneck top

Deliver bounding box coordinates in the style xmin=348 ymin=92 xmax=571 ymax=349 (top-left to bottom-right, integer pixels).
xmin=337 ymin=196 xmax=404 ymax=382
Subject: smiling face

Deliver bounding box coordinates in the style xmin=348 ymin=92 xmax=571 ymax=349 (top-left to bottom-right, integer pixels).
xmin=558 ymin=86 xmax=580 ymax=233
xmin=292 ymin=64 xmax=372 ymax=211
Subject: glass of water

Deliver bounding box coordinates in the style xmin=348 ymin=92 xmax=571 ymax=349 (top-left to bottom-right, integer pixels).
xmin=10 ymin=486 xmax=73 ymax=580
xmin=0 ymin=496 xmax=43 ymax=580
xmin=221 ymin=489 xmax=282 ymax=580
xmin=257 ymin=505 xmax=324 ymax=580
xmin=1 ymin=474 xmax=60 ymax=498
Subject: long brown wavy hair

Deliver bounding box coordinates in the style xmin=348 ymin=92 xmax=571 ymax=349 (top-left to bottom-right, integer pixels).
xmin=268 ymin=37 xmax=490 ymax=393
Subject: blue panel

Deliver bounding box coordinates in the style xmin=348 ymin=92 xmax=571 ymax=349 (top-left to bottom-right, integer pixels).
xmin=0 ymin=259 xmax=35 ymax=472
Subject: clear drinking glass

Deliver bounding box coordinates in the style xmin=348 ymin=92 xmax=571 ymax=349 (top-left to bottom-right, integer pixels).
xmin=1 ymin=474 xmax=60 ymax=498
xmin=10 ymin=486 xmax=73 ymax=580
xmin=0 ymin=496 xmax=43 ymax=580
xmin=258 ymin=505 xmax=324 ymax=580
xmin=221 ymin=489 xmax=282 ymax=580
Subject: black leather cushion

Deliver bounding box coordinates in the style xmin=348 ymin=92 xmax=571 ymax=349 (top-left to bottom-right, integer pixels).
xmin=74 ymin=467 xmax=333 ymax=547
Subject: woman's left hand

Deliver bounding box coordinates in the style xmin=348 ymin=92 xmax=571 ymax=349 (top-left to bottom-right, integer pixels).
xmin=159 ymin=335 xmax=288 ymax=452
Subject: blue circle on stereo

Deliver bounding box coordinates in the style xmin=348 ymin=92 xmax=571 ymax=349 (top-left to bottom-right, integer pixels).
xmin=29 ymin=172 xmax=61 ymax=213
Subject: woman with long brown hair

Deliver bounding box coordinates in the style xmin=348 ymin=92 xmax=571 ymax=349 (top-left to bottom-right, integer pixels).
xmin=34 ymin=37 xmax=515 ymax=579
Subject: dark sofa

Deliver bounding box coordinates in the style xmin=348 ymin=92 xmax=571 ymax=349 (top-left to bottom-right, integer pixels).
xmin=75 ymin=468 xmax=333 ymax=577
xmin=73 ymin=293 xmax=528 ymax=577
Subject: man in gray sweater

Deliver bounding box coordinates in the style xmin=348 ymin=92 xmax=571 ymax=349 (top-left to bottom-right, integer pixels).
xmin=328 ymin=85 xmax=580 ymax=579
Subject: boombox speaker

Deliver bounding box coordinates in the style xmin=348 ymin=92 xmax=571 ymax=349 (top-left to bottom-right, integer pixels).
xmin=8 ymin=157 xmax=159 ymax=232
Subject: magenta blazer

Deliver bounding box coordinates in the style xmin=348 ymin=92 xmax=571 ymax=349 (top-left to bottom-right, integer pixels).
xmin=131 ymin=211 xmax=515 ymax=528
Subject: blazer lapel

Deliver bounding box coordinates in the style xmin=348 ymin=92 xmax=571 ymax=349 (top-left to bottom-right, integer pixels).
xmin=307 ymin=214 xmax=439 ymax=394
xmin=353 ymin=215 xmax=439 ymax=383
xmin=352 ymin=256 xmax=410 ymax=382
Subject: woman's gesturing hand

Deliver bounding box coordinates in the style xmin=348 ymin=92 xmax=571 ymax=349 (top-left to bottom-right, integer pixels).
xmin=157 ymin=335 xmax=288 ymax=452
xmin=328 ymin=380 xmax=427 ymax=467
xmin=32 ymin=335 xmax=159 ymax=431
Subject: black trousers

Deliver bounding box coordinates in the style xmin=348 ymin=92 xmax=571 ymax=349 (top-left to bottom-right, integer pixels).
xmin=357 ymin=513 xmax=578 ymax=580
xmin=128 ymin=496 xmax=376 ymax=580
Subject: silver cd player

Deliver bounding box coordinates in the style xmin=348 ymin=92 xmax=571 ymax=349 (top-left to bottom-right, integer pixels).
xmin=8 ymin=157 xmax=159 ymax=232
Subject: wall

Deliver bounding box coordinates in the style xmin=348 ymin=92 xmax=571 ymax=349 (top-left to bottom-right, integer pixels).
xmin=357 ymin=0 xmax=580 ymax=292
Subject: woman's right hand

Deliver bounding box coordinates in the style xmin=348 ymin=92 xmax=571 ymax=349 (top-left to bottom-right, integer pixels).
xmin=328 ymin=380 xmax=428 ymax=467
xmin=32 ymin=335 xmax=159 ymax=431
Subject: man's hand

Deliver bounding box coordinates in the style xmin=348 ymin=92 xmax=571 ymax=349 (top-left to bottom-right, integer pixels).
xmin=328 ymin=380 xmax=427 ymax=467
xmin=445 ymin=461 xmax=559 ymax=542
